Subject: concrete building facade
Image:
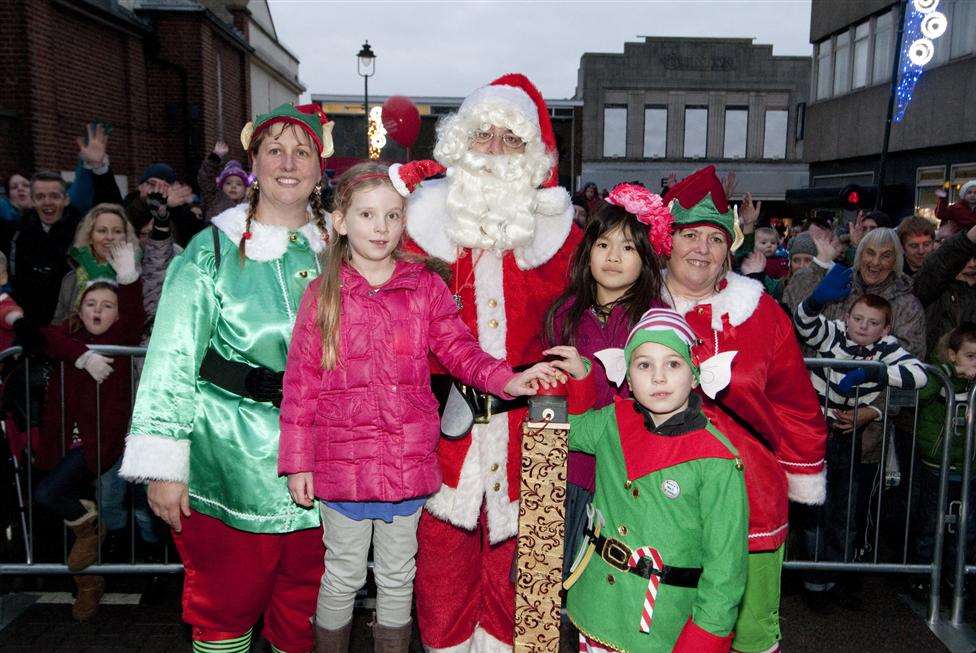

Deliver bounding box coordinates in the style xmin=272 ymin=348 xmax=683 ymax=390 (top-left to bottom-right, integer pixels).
xmin=576 ymin=36 xmax=810 ymax=204
xmin=805 ymin=0 xmax=976 ymax=217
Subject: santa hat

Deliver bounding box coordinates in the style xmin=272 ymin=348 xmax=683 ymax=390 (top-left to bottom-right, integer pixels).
xmin=389 ymin=73 xmax=559 ymax=196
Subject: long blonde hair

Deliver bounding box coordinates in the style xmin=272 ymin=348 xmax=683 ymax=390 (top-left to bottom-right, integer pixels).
xmin=74 ymin=203 xmax=140 ymax=259
xmin=317 ymin=161 xmax=402 ymax=369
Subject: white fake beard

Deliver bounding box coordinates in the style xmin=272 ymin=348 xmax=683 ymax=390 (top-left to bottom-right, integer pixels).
xmin=444 ymin=151 xmax=544 ymax=253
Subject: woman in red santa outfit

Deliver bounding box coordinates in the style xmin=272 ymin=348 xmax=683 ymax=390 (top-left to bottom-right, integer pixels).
xmin=388 ymin=73 xmax=581 ymax=652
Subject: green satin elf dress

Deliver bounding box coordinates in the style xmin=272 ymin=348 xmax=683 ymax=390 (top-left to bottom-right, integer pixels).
xmin=119 ymin=203 xmax=327 ymax=533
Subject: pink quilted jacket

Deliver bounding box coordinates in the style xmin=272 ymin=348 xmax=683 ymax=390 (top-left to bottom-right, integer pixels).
xmin=278 ymin=260 xmax=514 ymax=502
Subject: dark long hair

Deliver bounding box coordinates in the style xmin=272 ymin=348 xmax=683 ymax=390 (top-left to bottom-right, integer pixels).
xmin=544 ymin=203 xmax=663 ymax=346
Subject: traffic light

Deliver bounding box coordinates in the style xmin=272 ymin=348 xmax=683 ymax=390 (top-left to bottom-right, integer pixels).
xmin=785 ymin=185 xmax=877 ymax=209
xmin=841 ymin=184 xmax=875 ymax=210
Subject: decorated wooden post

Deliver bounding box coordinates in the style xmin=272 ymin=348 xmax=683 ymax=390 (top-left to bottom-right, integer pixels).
xmin=515 ymin=383 xmax=569 ymax=653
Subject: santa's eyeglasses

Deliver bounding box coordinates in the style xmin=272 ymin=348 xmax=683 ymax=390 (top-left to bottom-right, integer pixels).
xmin=470 ymin=128 xmax=525 ymax=150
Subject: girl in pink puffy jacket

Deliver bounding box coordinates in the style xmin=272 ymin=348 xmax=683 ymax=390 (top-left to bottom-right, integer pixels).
xmin=278 ymin=162 xmax=556 ymax=650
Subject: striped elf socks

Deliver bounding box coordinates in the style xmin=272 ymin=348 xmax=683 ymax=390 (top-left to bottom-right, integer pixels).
xmin=192 ymin=629 xmax=252 ymax=653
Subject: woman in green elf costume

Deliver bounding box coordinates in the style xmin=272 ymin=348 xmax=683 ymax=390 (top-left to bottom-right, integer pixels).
xmin=547 ymin=307 xmax=748 ymax=653
xmin=120 ymin=103 xmax=335 ymax=653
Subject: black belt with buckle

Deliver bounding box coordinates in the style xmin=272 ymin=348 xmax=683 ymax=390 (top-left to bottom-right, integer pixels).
xmin=585 ymin=528 xmax=702 ymax=588
xmin=454 ymin=382 xmax=529 ymax=424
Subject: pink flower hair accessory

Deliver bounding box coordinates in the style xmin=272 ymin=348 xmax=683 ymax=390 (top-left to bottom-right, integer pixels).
xmin=606 ymin=183 xmax=674 ymax=256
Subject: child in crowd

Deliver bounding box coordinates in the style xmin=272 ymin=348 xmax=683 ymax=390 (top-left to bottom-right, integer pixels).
xmin=545 ymin=308 xmax=747 ymax=653
xmin=911 ymin=323 xmax=976 ymax=596
xmin=197 ymin=141 xmax=251 ymax=220
xmin=31 ymin=242 xmax=144 ymax=620
xmin=544 ymin=182 xmax=665 ymax=582
xmin=792 ymin=265 xmax=926 ymax=610
xmin=754 ymin=226 xmax=789 ymax=278
xmin=278 ymin=163 xmax=556 ymax=651
xmin=935 ymin=180 xmax=976 ymax=230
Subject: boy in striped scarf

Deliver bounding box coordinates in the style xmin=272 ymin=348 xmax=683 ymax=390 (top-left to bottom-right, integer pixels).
xmin=792 ymin=264 xmax=925 ymax=611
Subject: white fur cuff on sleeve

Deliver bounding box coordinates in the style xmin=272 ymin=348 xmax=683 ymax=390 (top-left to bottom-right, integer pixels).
xmin=787 ymin=469 xmax=827 ymax=505
xmin=119 ymin=434 xmax=190 ymax=484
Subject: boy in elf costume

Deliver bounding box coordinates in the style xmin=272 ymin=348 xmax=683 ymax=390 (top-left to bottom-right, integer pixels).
xmin=548 ymin=308 xmax=748 ymax=653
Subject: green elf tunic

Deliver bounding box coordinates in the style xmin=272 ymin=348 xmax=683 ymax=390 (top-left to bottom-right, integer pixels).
xmin=119 ymin=203 xmax=326 ymax=534
xmin=565 ymin=385 xmax=748 ymax=653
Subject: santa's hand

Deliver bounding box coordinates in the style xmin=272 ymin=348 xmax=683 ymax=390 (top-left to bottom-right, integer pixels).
xmin=287 ymin=472 xmax=315 ymax=508
xmin=108 ymin=242 xmax=138 ymax=283
xmin=76 ymin=351 xmax=114 ymax=383
xmin=542 ymin=346 xmax=587 ymax=380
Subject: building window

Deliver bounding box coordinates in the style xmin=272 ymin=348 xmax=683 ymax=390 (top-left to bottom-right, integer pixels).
xmin=833 ymin=30 xmax=851 ymax=96
xmin=852 ymin=21 xmax=870 ymax=88
xmin=643 ymin=106 xmax=667 ymax=158
xmin=950 ymin=163 xmax=976 ymax=202
xmin=916 ymin=165 xmax=946 ymax=212
xmin=951 ymin=0 xmax=976 ymax=58
xmin=683 ymin=107 xmax=708 ymax=159
xmin=603 ymin=105 xmax=627 ymax=158
xmin=723 ymin=107 xmax=748 ymax=159
xmin=873 ymin=9 xmax=894 ymax=83
xmin=816 ymin=40 xmax=832 ymax=99
xmin=763 ymin=110 xmax=789 ymax=160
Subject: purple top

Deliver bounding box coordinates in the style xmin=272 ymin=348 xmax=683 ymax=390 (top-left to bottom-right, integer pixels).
xmin=549 ymin=299 xmax=634 ymax=492
xmin=325 ymin=497 xmax=427 ymax=523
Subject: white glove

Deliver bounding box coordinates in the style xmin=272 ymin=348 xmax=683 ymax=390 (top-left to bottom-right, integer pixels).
xmin=108 ymin=242 xmax=139 ymax=284
xmin=76 ymin=351 xmax=114 ymax=383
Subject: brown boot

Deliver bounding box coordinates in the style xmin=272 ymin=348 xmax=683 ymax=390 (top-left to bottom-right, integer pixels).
xmin=72 ymin=575 xmax=105 ymax=622
xmin=66 ymin=500 xmax=106 ymax=572
xmin=372 ymin=621 xmax=412 ymax=653
xmin=315 ymin=620 xmax=351 ymax=653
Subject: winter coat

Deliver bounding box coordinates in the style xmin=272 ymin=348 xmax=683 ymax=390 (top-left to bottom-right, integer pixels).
xmin=912 ymin=231 xmax=976 ymax=355
xmin=279 ymin=261 xmax=514 ymax=503
xmin=916 ymin=362 xmax=974 ymax=472
xmin=33 ymin=279 xmax=145 ymax=474
xmin=673 ymin=272 xmax=828 ymax=552
xmin=548 ymin=299 xmax=634 ymax=493
xmin=140 ymin=233 xmax=182 ymax=341
xmin=784 ymin=261 xmax=927 ymax=360
xmin=936 ymin=197 xmax=976 ymax=229
xmin=197 ymin=153 xmax=241 ymax=221
xmin=11 ymin=211 xmax=82 ymax=325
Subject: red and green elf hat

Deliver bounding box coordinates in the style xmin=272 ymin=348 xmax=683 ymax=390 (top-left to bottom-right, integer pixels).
xmin=662 ymin=165 xmax=743 ymax=251
xmin=240 ymin=103 xmax=335 ymax=170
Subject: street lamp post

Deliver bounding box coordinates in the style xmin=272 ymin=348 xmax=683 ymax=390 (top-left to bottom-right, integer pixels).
xmin=357 ymin=41 xmax=376 ymax=155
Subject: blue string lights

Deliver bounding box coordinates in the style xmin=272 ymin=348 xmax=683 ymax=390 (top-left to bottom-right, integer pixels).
xmin=894 ymin=0 xmax=949 ymax=122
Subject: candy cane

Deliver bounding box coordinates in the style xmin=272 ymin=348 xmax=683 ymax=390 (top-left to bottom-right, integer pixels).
xmin=628 ymin=546 xmax=664 ymax=633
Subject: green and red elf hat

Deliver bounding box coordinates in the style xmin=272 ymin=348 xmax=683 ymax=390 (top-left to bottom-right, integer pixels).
xmin=662 ymin=165 xmax=743 ymax=252
xmin=240 ymin=103 xmax=335 ymax=171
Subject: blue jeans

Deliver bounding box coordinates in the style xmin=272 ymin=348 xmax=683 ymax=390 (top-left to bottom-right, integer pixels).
xmin=97 ymin=457 xmax=159 ymax=543
xmin=34 ymin=448 xmax=93 ymax=522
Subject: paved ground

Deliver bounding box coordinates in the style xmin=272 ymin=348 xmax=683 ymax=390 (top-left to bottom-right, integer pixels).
xmin=0 ymin=573 xmax=961 ymax=652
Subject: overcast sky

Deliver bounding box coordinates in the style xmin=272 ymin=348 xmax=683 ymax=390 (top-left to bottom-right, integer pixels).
xmin=270 ymin=0 xmax=814 ymax=101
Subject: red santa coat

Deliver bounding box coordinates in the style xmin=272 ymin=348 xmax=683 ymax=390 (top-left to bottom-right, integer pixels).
xmin=406 ymin=177 xmax=581 ymax=542
xmin=679 ymin=272 xmax=828 ymax=552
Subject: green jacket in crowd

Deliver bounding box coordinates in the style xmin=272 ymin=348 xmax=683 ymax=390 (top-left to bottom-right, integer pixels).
xmin=916 ymin=362 xmax=975 ymax=472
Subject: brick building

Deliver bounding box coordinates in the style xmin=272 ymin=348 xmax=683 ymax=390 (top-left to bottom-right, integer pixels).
xmin=0 ymin=0 xmax=302 ymax=194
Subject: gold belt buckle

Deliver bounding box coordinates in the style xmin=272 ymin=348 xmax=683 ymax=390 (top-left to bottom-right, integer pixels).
xmin=474 ymin=390 xmax=492 ymax=424
xmin=601 ymin=537 xmax=631 ymax=572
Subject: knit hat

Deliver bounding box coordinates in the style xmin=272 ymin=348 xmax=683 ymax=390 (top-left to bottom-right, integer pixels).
xmin=662 ymin=165 xmax=742 ymax=251
xmin=216 ymin=160 xmax=250 ymax=189
xmin=139 ymin=163 xmax=176 ymax=185
xmin=961 ymin=180 xmax=976 ymax=197
xmin=788 ymin=232 xmax=817 ymax=258
xmin=594 ymin=308 xmax=737 ymax=399
xmin=240 ymin=103 xmax=335 ymax=170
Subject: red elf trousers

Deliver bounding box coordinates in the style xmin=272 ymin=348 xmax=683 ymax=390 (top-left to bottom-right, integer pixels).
xmin=172 ymin=511 xmax=325 ymax=652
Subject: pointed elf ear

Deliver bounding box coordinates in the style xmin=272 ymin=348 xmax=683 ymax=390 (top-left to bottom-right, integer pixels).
xmin=698 ymin=350 xmax=737 ymax=399
xmin=320 ymin=121 xmax=335 ymax=159
xmin=594 ymin=348 xmax=627 ymax=387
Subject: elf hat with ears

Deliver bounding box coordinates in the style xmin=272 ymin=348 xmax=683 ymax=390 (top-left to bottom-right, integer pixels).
xmin=595 ymin=308 xmax=736 ymax=400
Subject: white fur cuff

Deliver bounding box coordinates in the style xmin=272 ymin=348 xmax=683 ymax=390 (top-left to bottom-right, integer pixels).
xmin=533 ymin=186 xmax=570 ymax=217
xmin=119 ymin=434 xmax=191 ymax=484
xmin=787 ymin=470 xmax=827 ymax=505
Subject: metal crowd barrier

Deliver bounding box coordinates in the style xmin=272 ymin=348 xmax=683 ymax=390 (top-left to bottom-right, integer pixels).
xmin=0 ymin=344 xmax=182 ymax=575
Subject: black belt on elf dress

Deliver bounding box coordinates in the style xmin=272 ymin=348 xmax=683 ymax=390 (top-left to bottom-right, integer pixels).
xmin=584 ymin=527 xmax=703 ymax=588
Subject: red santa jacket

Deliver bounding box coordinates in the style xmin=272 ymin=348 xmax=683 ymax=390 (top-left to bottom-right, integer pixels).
xmin=679 ymin=272 xmax=828 ymax=552
xmin=405 ymin=177 xmax=580 ymax=543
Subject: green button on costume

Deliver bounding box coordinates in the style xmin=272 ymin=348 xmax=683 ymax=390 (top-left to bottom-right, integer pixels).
xmin=565 ymin=393 xmax=748 ymax=653
xmin=119 ymin=204 xmax=326 ymax=534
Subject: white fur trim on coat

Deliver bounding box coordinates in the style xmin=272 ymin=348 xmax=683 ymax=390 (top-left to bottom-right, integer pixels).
xmin=119 ymin=434 xmax=190 ymax=484
xmin=211 ymin=203 xmax=329 ymax=262
xmin=405 ymin=178 xmax=573 ymax=270
xmin=424 ymin=625 xmax=513 ymax=653
xmin=704 ymin=271 xmax=764 ymax=331
xmin=786 ymin=469 xmax=827 ymax=505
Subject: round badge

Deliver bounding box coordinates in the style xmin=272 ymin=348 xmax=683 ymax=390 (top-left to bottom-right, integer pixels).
xmin=661 ymin=479 xmax=681 ymax=499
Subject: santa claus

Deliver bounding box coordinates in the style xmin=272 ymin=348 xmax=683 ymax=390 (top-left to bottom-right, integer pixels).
xmin=389 ymin=74 xmax=581 ymax=651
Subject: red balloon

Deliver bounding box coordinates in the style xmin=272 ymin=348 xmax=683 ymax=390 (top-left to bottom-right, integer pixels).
xmin=382 ymin=96 xmax=421 ymax=149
